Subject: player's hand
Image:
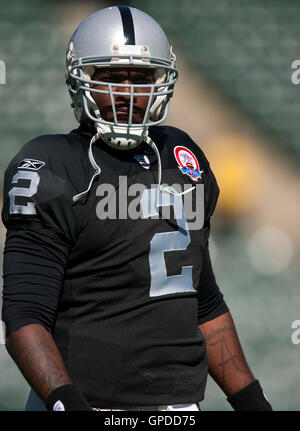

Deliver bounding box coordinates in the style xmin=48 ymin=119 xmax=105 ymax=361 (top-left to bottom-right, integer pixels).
xmin=46 ymin=384 xmax=92 ymax=411
xmin=227 ymin=380 xmax=273 ymax=411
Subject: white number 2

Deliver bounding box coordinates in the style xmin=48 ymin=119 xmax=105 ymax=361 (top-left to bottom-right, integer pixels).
xmin=141 ymin=187 xmax=195 ymax=297
xmin=9 ymin=171 xmax=40 ymax=215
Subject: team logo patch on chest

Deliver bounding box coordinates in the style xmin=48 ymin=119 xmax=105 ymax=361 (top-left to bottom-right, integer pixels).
xmin=174 ymin=146 xmax=203 ymax=182
xmin=134 ymin=154 xmax=151 ymax=170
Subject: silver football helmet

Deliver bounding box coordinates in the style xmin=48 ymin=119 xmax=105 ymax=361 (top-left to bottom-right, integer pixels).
xmin=66 ymin=6 xmax=178 ymax=149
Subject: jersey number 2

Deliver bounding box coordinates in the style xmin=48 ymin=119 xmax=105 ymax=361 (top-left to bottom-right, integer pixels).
xmin=9 ymin=171 xmax=40 ymax=215
xmin=141 ymin=187 xmax=196 ymax=297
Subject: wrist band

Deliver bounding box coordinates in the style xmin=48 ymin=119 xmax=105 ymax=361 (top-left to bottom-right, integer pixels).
xmin=46 ymin=384 xmax=92 ymax=411
xmin=227 ymin=379 xmax=272 ymax=411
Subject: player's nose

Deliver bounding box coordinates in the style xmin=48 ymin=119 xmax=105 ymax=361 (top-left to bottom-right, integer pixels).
xmin=118 ymin=80 xmax=131 ymax=93
xmin=115 ymin=80 xmax=135 ymax=102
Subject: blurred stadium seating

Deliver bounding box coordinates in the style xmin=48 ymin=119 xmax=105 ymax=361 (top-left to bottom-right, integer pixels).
xmin=139 ymin=0 xmax=300 ymax=161
xmin=0 ymin=0 xmax=299 ymax=411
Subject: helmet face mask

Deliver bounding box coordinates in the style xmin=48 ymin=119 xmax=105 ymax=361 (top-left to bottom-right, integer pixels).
xmin=65 ymin=6 xmax=178 ymax=149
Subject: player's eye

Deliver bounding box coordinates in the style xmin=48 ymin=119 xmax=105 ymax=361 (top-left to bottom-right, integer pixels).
xmin=92 ymin=72 xmax=112 ymax=83
xmin=103 ymin=76 xmax=128 ymax=84
xmin=97 ymin=76 xmax=111 ymax=83
xmin=135 ymin=79 xmax=150 ymax=84
xmin=134 ymin=76 xmax=154 ymax=85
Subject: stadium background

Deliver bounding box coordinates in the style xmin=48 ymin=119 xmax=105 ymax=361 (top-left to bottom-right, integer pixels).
xmin=0 ymin=0 xmax=299 ymax=410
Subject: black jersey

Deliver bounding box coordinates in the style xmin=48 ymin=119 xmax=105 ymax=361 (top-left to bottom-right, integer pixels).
xmin=2 ymin=124 xmax=228 ymax=408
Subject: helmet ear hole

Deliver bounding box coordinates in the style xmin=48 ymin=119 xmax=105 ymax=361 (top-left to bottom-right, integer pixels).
xmin=83 ymin=66 xmax=96 ymax=83
xmin=153 ymin=68 xmax=167 ymax=84
xmin=149 ymin=67 xmax=169 ymax=121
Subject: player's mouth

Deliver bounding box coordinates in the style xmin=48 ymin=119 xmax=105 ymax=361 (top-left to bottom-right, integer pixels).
xmin=116 ymin=104 xmax=139 ymax=114
xmin=114 ymin=105 xmax=145 ymax=123
xmin=116 ymin=105 xmax=130 ymax=114
xmin=99 ymin=104 xmax=146 ymax=124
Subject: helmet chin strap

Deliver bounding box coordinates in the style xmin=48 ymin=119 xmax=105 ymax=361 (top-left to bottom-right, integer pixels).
xmin=72 ymin=132 xmax=102 ymax=203
xmin=94 ymin=122 xmax=148 ymax=150
xmin=73 ymin=132 xmax=195 ymax=203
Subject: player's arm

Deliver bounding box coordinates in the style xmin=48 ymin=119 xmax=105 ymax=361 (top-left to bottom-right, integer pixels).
xmin=5 ymin=324 xmax=73 ymax=403
xmin=199 ymin=311 xmax=255 ymax=395
xmin=1 ymin=140 xmax=92 ymax=410
xmin=196 ymin=155 xmax=272 ymax=410
xmin=199 ymin=311 xmax=261 ymax=397
xmin=197 ymin=226 xmax=272 ymax=410
xmin=2 ymin=227 xmax=92 ymax=411
xmin=5 ymin=325 xmax=91 ymax=410
xmin=199 ymin=312 xmax=272 ymax=410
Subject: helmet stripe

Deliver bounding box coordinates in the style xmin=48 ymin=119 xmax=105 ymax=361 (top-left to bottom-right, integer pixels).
xmin=118 ymin=6 xmax=136 ymax=45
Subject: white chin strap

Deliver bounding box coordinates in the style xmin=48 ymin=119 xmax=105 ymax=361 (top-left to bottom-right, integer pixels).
xmin=94 ymin=123 xmax=147 ymax=150
xmin=72 ymin=132 xmax=102 ymax=203
xmin=73 ymin=133 xmax=195 ymax=203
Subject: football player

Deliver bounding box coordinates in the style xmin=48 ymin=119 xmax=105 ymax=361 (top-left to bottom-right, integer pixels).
xmin=1 ymin=6 xmax=272 ymax=411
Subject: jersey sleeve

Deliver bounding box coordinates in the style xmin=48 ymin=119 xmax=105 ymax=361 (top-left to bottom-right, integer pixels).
xmin=2 ymin=223 xmax=70 ymax=336
xmin=1 ymin=134 xmax=85 ymax=336
xmin=182 ymin=131 xmax=228 ymax=323
xmin=196 ymin=143 xmax=220 ymax=224
xmin=2 ymin=134 xmax=85 ymax=243
xmin=159 ymin=125 xmax=220 ymax=223
xmin=197 ymin=221 xmax=229 ymax=325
